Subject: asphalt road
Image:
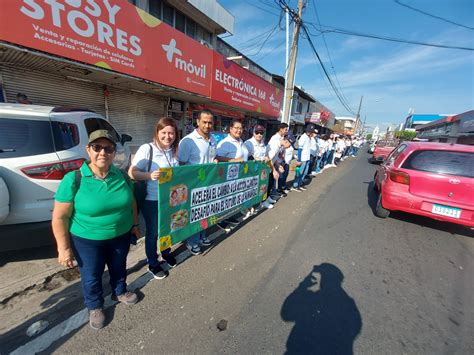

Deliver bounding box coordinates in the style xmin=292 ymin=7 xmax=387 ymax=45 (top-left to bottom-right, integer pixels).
xmin=6 ymin=152 xmax=474 ymax=354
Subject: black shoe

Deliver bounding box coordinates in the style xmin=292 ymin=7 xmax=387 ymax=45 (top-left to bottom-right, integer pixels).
xmin=277 ymin=189 xmax=287 ymax=197
xmin=148 ymin=264 xmax=169 ymax=280
xmin=226 ymin=217 xmax=240 ymax=225
xmin=162 ymin=254 xmax=177 ymax=268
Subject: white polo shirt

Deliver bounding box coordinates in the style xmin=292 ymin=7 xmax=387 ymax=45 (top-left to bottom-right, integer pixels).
xmin=178 ymin=129 xmax=217 ymax=165
xmin=310 ymin=137 xmax=318 ymax=156
xmin=267 ymin=132 xmax=283 ymax=162
xmin=298 ymin=133 xmax=311 ymax=162
xmin=132 ymin=142 xmax=178 ymax=200
xmin=284 ymin=146 xmax=294 ymax=164
xmin=216 ymin=135 xmax=248 ymax=161
xmin=244 ymin=137 xmax=267 ymax=160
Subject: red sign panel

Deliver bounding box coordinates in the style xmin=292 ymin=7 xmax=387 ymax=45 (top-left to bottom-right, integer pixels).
xmin=211 ymin=53 xmax=283 ymax=118
xmin=0 ymin=0 xmax=212 ymax=96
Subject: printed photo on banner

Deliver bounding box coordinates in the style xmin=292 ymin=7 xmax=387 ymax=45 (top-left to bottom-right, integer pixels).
xmin=171 ymin=210 xmax=188 ymax=231
xmin=227 ymin=164 xmax=240 ymax=180
xmin=170 ymin=184 xmax=188 ymax=207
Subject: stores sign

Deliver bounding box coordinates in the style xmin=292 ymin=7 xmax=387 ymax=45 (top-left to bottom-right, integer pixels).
xmin=0 ymin=0 xmax=212 ymax=96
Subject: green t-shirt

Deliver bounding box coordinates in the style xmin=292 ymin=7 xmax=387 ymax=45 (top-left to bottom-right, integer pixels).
xmin=55 ymin=162 xmax=134 ymax=240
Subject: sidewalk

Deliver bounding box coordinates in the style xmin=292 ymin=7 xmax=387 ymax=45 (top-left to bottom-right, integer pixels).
xmin=1 ymin=168 xmax=303 ymax=336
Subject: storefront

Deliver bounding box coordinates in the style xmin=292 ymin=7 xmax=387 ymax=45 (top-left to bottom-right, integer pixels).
xmin=0 ymin=1 xmax=282 ymax=146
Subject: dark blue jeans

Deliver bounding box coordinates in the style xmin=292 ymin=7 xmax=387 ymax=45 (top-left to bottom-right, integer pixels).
xmin=71 ymin=232 xmax=131 ymax=310
xmin=278 ymin=164 xmax=290 ymax=190
xmin=141 ymin=200 xmax=170 ymax=268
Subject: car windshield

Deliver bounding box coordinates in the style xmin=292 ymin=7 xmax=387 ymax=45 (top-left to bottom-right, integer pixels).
xmin=402 ymin=150 xmax=474 ymax=178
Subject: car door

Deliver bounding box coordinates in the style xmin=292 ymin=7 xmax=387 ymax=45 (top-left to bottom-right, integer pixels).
xmin=0 ymin=177 xmax=9 ymax=223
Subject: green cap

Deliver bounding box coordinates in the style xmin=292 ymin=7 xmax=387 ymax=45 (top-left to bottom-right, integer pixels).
xmin=88 ymin=129 xmax=116 ymax=145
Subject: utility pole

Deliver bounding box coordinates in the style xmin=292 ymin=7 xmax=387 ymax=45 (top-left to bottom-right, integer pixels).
xmin=282 ymin=0 xmax=304 ymax=125
xmin=281 ymin=6 xmax=290 ymax=123
xmin=355 ymin=95 xmax=363 ymax=135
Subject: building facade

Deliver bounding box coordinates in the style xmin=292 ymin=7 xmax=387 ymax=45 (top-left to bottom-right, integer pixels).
xmin=0 ymin=0 xmax=282 ymax=149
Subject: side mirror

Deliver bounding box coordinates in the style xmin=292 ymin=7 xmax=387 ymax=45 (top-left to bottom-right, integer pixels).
xmin=121 ymin=134 xmax=132 ymax=145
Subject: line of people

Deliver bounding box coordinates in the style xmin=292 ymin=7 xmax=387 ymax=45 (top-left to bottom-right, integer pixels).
xmin=51 ymin=109 xmax=363 ymax=330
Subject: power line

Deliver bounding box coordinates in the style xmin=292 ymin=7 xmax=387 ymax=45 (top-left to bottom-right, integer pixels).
xmin=394 ymin=0 xmax=474 ymax=31
xmin=243 ymin=0 xmax=281 ymax=17
xmin=307 ymin=22 xmax=474 ymax=51
xmin=310 ymin=0 xmax=351 ymax=109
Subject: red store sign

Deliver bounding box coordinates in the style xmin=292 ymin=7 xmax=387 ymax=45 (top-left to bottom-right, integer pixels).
xmin=211 ymin=52 xmax=282 ymax=118
xmin=0 ymin=0 xmax=212 ymax=96
xmin=0 ymin=0 xmax=282 ymax=117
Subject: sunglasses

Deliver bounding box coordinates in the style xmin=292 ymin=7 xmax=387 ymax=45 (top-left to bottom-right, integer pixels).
xmin=89 ymin=143 xmax=116 ymax=154
xmin=255 ymin=131 xmax=265 ymax=135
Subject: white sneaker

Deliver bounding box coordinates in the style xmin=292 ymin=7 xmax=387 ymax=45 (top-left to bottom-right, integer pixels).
xmin=290 ymin=187 xmax=301 ymax=192
xmin=267 ymin=196 xmax=277 ymax=204
xmin=311 ymin=172 xmax=317 ymax=177
xmin=300 ymin=186 xmax=307 ymax=191
xmin=263 ymin=200 xmax=274 ymax=209
xmin=283 ymin=189 xmax=290 ymax=194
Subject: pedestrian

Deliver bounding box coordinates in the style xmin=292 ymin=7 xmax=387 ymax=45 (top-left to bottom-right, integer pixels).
xmin=215 ymin=119 xmax=248 ymax=163
xmin=266 ymin=123 xmax=289 ymax=206
xmin=309 ymin=129 xmax=319 ymax=177
xmin=292 ymin=124 xmax=314 ymax=191
xmin=52 ymin=129 xmax=140 ymax=330
xmin=128 ymin=117 xmax=179 ymax=280
xmin=178 ymin=110 xmax=217 ymax=255
xmin=215 ymin=119 xmax=249 ymax=227
xmin=278 ymin=133 xmax=295 ymax=194
xmin=16 ymin=92 xmax=32 ymax=104
xmin=244 ymin=124 xmax=268 ymax=162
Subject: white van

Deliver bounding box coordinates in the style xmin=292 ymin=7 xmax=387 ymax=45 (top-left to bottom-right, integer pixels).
xmin=0 ymin=104 xmax=132 ymax=250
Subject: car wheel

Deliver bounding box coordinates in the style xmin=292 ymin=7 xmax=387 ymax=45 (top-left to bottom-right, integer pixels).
xmin=375 ymin=193 xmax=390 ymax=218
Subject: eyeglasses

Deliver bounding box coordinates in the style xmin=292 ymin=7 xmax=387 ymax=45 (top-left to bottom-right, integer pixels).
xmin=89 ymin=143 xmax=116 ymax=154
xmin=231 ymin=126 xmax=243 ymax=131
xmin=255 ymin=131 xmax=265 ymax=135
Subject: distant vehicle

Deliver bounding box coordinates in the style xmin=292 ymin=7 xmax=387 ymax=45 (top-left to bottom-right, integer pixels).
xmin=371 ymin=140 xmax=399 ymax=163
xmin=373 ymin=142 xmax=474 ymax=227
xmin=0 ymin=104 xmax=132 ymax=250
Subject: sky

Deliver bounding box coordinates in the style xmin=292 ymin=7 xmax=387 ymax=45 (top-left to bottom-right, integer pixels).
xmin=217 ymin=0 xmax=474 ymax=132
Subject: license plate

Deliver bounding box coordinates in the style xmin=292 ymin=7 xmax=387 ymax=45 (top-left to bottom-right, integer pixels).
xmin=432 ymin=204 xmax=461 ymax=219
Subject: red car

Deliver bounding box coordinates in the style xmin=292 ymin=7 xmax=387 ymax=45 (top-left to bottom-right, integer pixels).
xmin=371 ymin=140 xmax=399 ymax=163
xmin=374 ymin=142 xmax=474 ymax=227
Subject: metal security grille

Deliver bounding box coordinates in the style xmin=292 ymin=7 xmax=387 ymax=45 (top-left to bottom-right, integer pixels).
xmin=1 ymin=66 xmax=106 ymax=116
xmin=106 ymin=87 xmax=167 ymax=147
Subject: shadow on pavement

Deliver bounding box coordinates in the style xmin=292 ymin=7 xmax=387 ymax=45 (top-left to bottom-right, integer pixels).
xmin=365 ymin=181 xmax=473 ymax=238
xmin=281 ymin=263 xmax=362 ymax=354
xmin=0 ymin=244 xmax=57 ymax=267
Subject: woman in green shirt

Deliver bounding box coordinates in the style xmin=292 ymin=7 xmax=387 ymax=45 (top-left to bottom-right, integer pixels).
xmin=52 ymin=129 xmax=140 ymax=330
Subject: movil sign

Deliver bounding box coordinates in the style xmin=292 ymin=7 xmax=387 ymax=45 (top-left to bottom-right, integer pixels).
xmin=162 ymin=38 xmax=206 ymax=78
xmin=269 ymin=94 xmax=281 ymax=110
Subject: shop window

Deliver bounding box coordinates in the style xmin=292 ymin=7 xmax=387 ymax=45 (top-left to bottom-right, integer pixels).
xmin=149 ymin=0 xmax=162 ymax=19
xmin=186 ymin=19 xmax=196 ymax=39
xmin=163 ymin=3 xmax=174 ymax=26
xmin=175 ymin=11 xmax=186 ymax=33
xmin=296 ymin=102 xmax=303 ymax=114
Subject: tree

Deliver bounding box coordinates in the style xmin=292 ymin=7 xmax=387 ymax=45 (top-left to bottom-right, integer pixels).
xmin=366 ymin=133 xmax=373 ymax=140
xmin=395 ymin=130 xmax=417 ymax=140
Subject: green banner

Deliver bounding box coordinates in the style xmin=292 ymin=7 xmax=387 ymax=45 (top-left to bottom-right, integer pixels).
xmin=156 ymin=161 xmax=271 ymax=251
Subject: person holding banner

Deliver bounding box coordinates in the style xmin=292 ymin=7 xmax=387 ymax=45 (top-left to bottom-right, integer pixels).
xmin=178 ymin=110 xmax=217 ymax=255
xmin=265 ymin=123 xmax=289 ymax=207
xmin=215 ymin=119 xmax=249 ymax=227
xmin=129 ymin=117 xmax=179 ymax=280
xmin=244 ymin=124 xmax=268 ymax=162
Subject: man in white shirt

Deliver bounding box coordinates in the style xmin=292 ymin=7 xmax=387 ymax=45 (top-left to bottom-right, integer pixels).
xmin=309 ymin=129 xmax=319 ymax=177
xmin=178 ymin=110 xmax=217 ymax=255
xmin=292 ymin=124 xmax=315 ymax=191
xmin=266 ymin=123 xmax=289 ymax=205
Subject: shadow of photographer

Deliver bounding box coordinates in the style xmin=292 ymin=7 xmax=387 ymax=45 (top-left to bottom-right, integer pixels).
xmin=281 ymin=263 xmax=362 ymax=354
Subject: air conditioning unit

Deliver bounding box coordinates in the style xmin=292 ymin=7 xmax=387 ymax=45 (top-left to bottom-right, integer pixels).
xmin=199 ymin=39 xmax=213 ymax=49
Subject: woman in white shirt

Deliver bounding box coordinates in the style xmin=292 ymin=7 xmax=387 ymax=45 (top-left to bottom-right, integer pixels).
xmin=129 ymin=117 xmax=179 ymax=280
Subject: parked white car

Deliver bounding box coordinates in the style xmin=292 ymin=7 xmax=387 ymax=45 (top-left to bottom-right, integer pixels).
xmin=0 ymin=104 xmax=132 ymax=250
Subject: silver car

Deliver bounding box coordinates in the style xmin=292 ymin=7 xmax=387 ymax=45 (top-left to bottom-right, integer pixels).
xmin=0 ymin=104 xmax=132 ymax=250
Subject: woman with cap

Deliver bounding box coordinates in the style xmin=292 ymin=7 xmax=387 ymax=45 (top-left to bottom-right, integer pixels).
xmin=278 ymin=133 xmax=296 ymax=194
xmin=52 ymin=129 xmax=140 ymax=330
xmin=129 ymin=117 xmax=179 ymax=280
